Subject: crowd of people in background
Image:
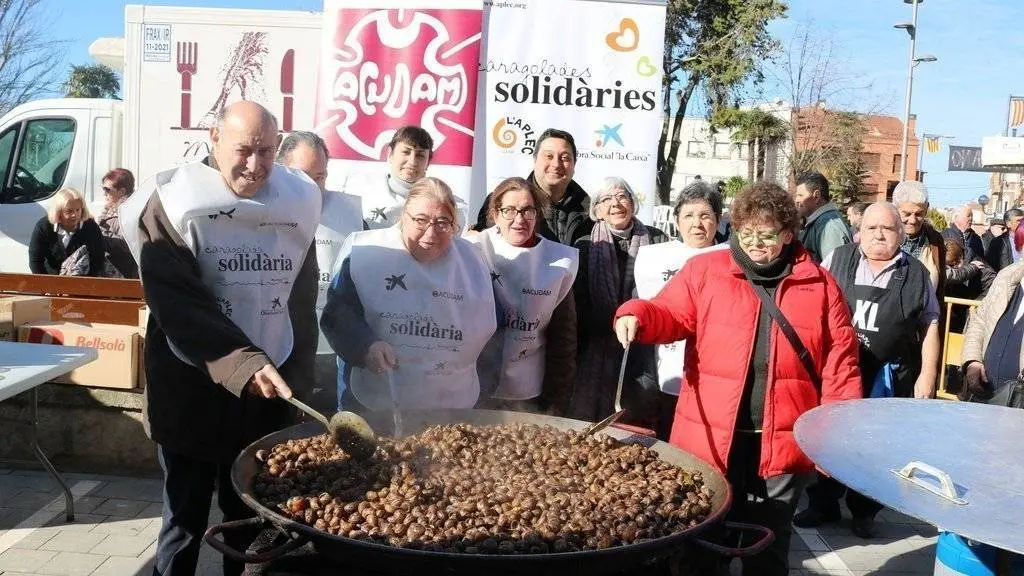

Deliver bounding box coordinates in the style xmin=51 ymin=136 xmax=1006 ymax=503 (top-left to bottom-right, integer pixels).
xmin=44 ymin=106 xmax=1024 ymax=576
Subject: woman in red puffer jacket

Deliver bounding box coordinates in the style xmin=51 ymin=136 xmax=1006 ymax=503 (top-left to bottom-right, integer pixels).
xmin=614 ymin=182 xmax=861 ymax=576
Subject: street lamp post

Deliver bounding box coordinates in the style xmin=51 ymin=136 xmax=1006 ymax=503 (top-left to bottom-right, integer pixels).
xmin=916 ymin=133 xmax=953 ymax=182
xmin=896 ymin=0 xmax=937 ymax=182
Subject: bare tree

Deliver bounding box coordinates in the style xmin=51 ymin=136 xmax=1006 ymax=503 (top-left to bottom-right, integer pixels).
xmin=768 ymin=19 xmax=893 ymax=199
xmin=0 ymin=0 xmax=66 ymax=114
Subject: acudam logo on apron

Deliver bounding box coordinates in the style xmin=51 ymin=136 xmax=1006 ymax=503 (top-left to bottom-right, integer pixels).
xmin=314 ymin=8 xmax=483 ymax=166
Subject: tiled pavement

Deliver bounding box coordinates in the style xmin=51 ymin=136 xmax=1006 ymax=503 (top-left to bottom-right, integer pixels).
xmin=0 ymin=467 xmax=939 ymax=576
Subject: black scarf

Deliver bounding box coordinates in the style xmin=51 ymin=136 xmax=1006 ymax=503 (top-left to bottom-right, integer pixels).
xmin=729 ymin=234 xmax=793 ymax=431
xmin=729 ymin=234 xmax=793 ymax=283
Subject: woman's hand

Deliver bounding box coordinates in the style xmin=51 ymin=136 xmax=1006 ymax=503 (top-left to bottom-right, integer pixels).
xmin=613 ymin=316 xmax=638 ymax=349
xmin=364 ymin=341 xmax=397 ymax=373
xmin=960 ymin=362 xmax=990 ymax=401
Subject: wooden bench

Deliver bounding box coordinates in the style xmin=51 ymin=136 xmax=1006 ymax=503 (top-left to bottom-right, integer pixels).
xmin=0 ymin=273 xmax=144 ymax=326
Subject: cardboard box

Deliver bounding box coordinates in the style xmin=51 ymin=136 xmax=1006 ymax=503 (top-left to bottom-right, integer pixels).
xmin=0 ymin=296 xmax=51 ymax=341
xmin=19 ymin=321 xmax=141 ymax=389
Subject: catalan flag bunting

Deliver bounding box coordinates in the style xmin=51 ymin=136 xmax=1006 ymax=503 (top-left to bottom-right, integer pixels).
xmin=925 ymin=136 xmax=942 ymax=154
xmin=1011 ymin=97 xmax=1024 ymax=128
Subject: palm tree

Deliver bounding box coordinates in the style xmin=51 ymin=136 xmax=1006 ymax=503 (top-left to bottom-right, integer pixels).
xmin=725 ymin=108 xmax=789 ymax=182
xmin=60 ymin=64 xmax=120 ymax=99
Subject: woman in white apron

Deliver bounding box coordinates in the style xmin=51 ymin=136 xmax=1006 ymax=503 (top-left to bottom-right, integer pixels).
xmin=634 ymin=180 xmax=727 ymax=439
xmin=468 ymin=177 xmax=579 ymax=414
xmin=321 ymin=177 xmax=496 ymax=411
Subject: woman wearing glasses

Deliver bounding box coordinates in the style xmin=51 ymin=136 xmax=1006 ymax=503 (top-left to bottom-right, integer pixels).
xmin=633 ymin=180 xmax=728 ymax=440
xmin=612 ymin=182 xmax=861 ymax=576
xmin=568 ymin=177 xmax=668 ymax=428
xmin=320 ymin=177 xmax=496 ymax=411
xmin=468 ymin=177 xmax=579 ymax=415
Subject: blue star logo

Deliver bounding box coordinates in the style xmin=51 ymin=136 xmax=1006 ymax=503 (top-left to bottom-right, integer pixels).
xmin=595 ymin=124 xmax=624 ymax=147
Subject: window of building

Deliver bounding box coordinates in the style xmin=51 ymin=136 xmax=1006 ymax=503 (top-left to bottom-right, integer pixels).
xmin=713 ymin=142 xmax=732 ymax=159
xmin=859 ymin=153 xmax=881 ymax=171
xmin=736 ymin=143 xmax=749 ymax=160
xmin=686 ymin=141 xmax=705 ymax=158
xmin=891 ymin=154 xmax=902 ymax=175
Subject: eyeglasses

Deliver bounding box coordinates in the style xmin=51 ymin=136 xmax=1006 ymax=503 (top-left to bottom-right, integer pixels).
xmin=597 ymin=193 xmax=633 ymax=206
xmin=405 ymin=211 xmax=454 ymax=234
xmin=498 ymin=206 xmax=538 ymax=220
xmin=736 ymin=230 xmax=782 ymax=246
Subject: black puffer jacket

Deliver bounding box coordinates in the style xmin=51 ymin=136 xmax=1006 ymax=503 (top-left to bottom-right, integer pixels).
xmin=474 ymin=172 xmax=593 ymax=246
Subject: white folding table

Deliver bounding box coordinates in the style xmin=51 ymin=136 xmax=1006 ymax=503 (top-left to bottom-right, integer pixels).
xmin=0 ymin=342 xmax=98 ymax=521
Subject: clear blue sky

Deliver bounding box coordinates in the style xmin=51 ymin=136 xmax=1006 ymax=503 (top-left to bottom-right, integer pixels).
xmin=53 ymin=0 xmax=1020 ymax=208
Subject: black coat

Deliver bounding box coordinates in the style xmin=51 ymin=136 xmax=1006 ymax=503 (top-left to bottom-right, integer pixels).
xmin=569 ymin=224 xmax=668 ymax=428
xmin=985 ymin=233 xmax=1016 ymax=273
xmin=474 ymin=173 xmax=593 ymax=246
xmin=28 ymin=216 xmax=105 ymax=276
xmin=943 ymin=226 xmax=986 ymax=263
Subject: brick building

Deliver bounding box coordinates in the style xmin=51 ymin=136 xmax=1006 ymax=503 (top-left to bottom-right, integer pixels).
xmin=793 ymin=105 xmax=919 ymax=203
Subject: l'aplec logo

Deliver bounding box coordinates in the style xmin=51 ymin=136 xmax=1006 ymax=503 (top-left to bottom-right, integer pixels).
xmin=491 ymin=117 xmax=537 ymax=155
xmin=315 ymin=8 xmax=483 ymax=166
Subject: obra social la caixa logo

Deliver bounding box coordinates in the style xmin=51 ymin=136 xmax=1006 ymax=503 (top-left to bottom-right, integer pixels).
xmin=315 ymin=9 xmax=482 ymax=166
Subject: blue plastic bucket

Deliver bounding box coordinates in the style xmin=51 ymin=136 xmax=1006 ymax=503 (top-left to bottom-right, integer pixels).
xmin=935 ymin=532 xmax=1024 ymax=575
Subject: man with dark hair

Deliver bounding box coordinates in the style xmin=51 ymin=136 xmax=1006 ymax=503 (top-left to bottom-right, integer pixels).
xmin=340 ymin=125 xmax=444 ymax=229
xmin=278 ymin=131 xmax=364 ymax=414
xmin=474 ymin=128 xmax=592 ymax=245
xmin=793 ymin=171 xmax=852 ymax=262
xmin=985 ymin=208 xmax=1024 ymax=271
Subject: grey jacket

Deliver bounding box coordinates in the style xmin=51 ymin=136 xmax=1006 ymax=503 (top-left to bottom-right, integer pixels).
xmin=799 ymin=202 xmax=852 ymax=263
xmin=961 ymin=262 xmax=1024 ymax=369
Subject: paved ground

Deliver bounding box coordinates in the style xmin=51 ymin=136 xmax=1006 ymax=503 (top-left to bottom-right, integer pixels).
xmin=0 ymin=467 xmax=938 ymax=576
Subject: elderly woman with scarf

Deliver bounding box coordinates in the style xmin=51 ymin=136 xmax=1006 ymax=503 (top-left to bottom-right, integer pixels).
xmin=568 ymin=177 xmax=667 ymax=429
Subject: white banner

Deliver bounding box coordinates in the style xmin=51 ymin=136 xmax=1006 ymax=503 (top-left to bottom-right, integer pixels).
xmin=472 ymin=0 xmax=666 ymax=224
xmin=316 ymin=1 xmax=485 ymax=208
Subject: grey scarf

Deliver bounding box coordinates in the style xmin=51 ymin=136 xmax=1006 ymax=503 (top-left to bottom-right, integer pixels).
xmin=570 ymin=219 xmax=653 ymax=422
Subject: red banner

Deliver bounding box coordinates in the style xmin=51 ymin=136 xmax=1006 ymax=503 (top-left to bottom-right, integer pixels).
xmin=314 ymin=6 xmax=483 ymax=166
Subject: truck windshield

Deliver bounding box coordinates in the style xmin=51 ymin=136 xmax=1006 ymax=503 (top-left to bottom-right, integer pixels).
xmin=1 ymin=117 xmax=76 ymax=204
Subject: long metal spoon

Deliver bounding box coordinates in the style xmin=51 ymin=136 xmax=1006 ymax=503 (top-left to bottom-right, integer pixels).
xmin=282 ymin=395 xmax=377 ymax=460
xmin=582 ymin=342 xmax=631 ymax=436
xmin=387 ymin=368 xmax=403 ymax=438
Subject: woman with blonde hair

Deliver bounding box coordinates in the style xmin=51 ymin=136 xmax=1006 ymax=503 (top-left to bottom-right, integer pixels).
xmin=28 ymin=187 xmax=105 ymax=276
xmin=321 ymin=177 xmax=496 ymax=411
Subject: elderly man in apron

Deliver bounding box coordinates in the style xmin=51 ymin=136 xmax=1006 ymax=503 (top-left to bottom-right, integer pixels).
xmin=278 ymin=131 xmax=364 ymax=415
xmin=793 ymin=201 xmax=940 ymax=539
xmin=120 ymin=101 xmax=321 ymax=576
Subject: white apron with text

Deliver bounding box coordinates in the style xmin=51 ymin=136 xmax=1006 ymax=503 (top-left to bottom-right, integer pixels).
xmin=634 ymin=241 xmax=727 ymax=395
xmin=343 ymin=172 xmax=470 ymax=233
xmin=468 ymin=228 xmax=577 ymax=400
xmin=346 ymin=226 xmax=496 ymax=410
xmin=315 ymin=190 xmax=363 ymax=353
xmin=127 ymin=161 xmax=320 ymax=366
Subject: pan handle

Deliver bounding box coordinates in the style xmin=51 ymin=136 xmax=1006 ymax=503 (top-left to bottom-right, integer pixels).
xmin=691 ymin=521 xmax=775 ymax=557
xmin=203 ymin=517 xmax=310 ymax=563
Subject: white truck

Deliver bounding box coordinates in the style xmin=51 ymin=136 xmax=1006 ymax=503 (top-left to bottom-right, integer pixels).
xmin=0 ymin=4 xmax=322 ymax=271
